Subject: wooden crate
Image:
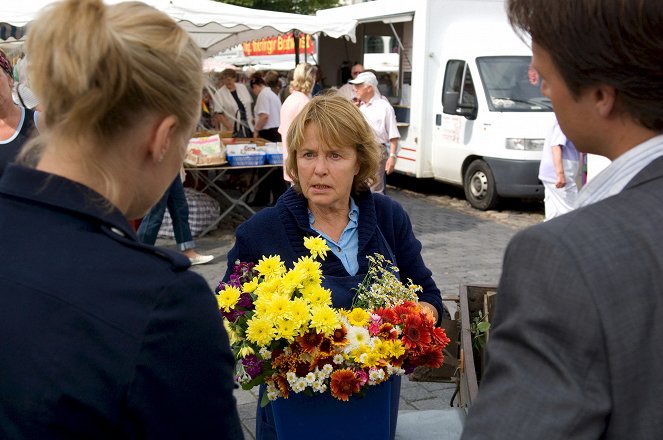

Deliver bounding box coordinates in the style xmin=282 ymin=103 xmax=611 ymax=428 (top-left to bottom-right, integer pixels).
xmin=458 ymin=284 xmax=497 ymax=407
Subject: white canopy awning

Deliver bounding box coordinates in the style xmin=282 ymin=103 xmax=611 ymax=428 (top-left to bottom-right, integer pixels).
xmin=1 ymin=0 xmax=357 ymax=55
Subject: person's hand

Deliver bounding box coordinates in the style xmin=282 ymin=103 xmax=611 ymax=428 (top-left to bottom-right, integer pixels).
xmin=386 ymin=156 xmax=396 ymax=174
xmin=419 ymin=301 xmax=438 ymax=325
xmin=555 ymin=173 xmax=566 ymax=188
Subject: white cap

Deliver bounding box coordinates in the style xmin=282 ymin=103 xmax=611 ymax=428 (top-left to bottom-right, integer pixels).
xmin=348 ymin=71 xmax=378 ymax=87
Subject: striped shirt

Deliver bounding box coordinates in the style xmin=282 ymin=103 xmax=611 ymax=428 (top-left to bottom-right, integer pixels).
xmin=577 ymin=134 xmax=663 ymax=208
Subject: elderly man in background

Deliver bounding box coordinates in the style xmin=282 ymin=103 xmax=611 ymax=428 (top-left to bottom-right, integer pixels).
xmin=350 ymin=71 xmax=399 ymax=194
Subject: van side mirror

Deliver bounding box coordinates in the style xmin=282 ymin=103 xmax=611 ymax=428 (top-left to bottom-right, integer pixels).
xmin=443 ymin=91 xmax=477 ymax=120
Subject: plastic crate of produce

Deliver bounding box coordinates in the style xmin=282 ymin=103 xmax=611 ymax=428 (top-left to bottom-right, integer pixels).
xmin=227 ymin=154 xmax=265 ymax=167
xmin=265 ymin=153 xmax=283 ymax=165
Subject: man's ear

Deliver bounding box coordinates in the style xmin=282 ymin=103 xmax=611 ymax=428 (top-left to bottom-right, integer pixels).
xmin=148 ymin=115 xmax=178 ymax=164
xmin=594 ymin=84 xmax=617 ymax=119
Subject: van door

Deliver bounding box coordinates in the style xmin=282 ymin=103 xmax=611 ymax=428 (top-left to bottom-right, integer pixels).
xmin=431 ymin=60 xmax=478 ymax=184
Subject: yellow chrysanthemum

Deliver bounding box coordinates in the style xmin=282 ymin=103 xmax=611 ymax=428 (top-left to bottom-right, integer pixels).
xmin=246 ymin=316 xmax=276 ymax=347
xmin=255 ymin=255 xmax=286 ymax=279
xmin=217 ymin=286 xmax=241 ymax=312
xmin=293 ymin=256 xmax=323 ymax=283
xmin=278 ymin=267 xmax=307 ymax=296
xmin=359 ymin=350 xmax=381 ymax=368
xmin=385 ymin=340 xmax=405 ymax=358
xmin=303 ymin=236 xmax=330 ymax=260
xmin=347 ymin=308 xmax=371 ymax=327
xmin=264 ymin=293 xmax=292 ymax=320
xmin=372 ymin=339 xmax=393 ymax=360
xmin=350 ymin=343 xmax=371 ymax=363
xmin=255 ymin=276 xmax=280 ymax=297
xmin=275 ymin=318 xmax=300 ymax=342
xmin=309 ymin=305 xmax=341 ymax=336
xmin=242 ymin=278 xmax=259 ymax=293
xmin=301 ymin=284 xmax=332 ymax=307
xmin=289 ymin=297 xmax=311 ymax=325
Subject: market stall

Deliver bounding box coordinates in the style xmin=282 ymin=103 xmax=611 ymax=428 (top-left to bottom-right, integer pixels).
xmin=1 ymin=0 xmax=357 ymax=55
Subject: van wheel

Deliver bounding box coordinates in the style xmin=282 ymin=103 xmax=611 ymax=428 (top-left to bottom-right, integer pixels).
xmin=464 ymin=160 xmax=499 ymax=210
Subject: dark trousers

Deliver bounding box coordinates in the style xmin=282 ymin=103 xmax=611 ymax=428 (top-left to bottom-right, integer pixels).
xmin=137 ymin=175 xmax=194 ymax=250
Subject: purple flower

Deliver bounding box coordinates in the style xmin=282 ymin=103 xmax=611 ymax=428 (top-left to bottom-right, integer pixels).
xmin=221 ymin=308 xmax=245 ymax=322
xmin=237 ymin=292 xmax=254 ymax=309
xmin=242 ymin=355 xmax=263 ymax=378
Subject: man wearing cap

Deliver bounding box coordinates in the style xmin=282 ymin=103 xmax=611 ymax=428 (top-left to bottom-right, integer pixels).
xmin=350 ymin=71 xmax=399 ymax=194
xmin=337 ymin=62 xmax=364 ymax=101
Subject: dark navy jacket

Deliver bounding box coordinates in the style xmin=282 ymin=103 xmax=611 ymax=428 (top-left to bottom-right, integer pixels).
xmin=0 ymin=165 xmax=243 ymax=439
xmin=225 ymin=188 xmax=444 ymax=322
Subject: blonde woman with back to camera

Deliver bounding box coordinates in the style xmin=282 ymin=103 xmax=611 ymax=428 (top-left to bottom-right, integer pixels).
xmin=0 ymin=1 xmax=243 ymax=438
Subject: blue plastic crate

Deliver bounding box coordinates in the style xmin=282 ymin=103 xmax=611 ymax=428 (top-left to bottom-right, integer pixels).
xmin=227 ymin=154 xmax=265 ymax=167
xmin=265 ymin=153 xmax=283 ymax=165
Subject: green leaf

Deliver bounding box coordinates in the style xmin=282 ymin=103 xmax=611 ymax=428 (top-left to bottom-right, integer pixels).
xmin=260 ymin=390 xmax=271 ymax=408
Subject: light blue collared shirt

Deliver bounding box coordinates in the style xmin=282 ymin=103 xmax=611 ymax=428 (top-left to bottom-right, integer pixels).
xmin=309 ymin=197 xmax=359 ymax=275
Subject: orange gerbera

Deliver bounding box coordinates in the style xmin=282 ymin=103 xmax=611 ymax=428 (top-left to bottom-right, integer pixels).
xmin=378 ymin=322 xmax=398 ymax=340
xmin=297 ymin=330 xmax=323 ymax=353
xmin=331 ymin=325 xmax=349 ymax=346
xmin=330 ymin=369 xmax=362 ymax=401
xmin=402 ymin=314 xmax=432 ymax=350
xmin=411 ymin=346 xmax=444 ymax=368
xmin=432 ymin=327 xmax=451 ymax=346
xmin=374 ymin=307 xmax=399 ymax=324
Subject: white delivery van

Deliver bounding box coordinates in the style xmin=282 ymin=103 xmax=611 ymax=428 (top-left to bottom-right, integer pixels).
xmin=317 ymin=0 xmax=553 ymax=210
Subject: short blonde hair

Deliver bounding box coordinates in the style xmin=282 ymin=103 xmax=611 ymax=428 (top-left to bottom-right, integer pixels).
xmin=286 ymin=93 xmax=382 ymax=194
xmin=23 ymin=0 xmax=202 ymax=198
xmin=289 ymin=63 xmax=317 ymax=95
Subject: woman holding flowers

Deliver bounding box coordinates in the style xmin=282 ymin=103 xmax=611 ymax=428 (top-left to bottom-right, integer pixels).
xmin=224 ymin=93 xmax=444 ymax=440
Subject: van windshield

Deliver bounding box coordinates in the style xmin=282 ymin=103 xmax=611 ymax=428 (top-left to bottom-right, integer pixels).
xmin=477 ymin=56 xmax=552 ymax=112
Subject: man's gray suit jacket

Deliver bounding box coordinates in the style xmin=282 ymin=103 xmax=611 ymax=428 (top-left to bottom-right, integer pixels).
xmin=462 ymin=156 xmax=663 ymax=439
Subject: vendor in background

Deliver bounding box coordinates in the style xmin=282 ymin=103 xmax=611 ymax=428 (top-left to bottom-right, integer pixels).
xmin=0 ymin=50 xmax=38 ymax=178
xmin=249 ymin=74 xmax=282 ymax=142
xmin=213 ymin=67 xmax=253 ymax=138
xmin=223 ymin=94 xmax=443 ymax=440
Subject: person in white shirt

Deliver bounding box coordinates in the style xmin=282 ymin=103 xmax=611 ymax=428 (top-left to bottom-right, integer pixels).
xmin=250 ymin=75 xmax=281 ymax=142
xmin=350 ymin=71 xmax=399 ymax=194
xmin=212 ymin=68 xmax=253 ymax=138
xmin=538 ymin=117 xmax=581 ymax=220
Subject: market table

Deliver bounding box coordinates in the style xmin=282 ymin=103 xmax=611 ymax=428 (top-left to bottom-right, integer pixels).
xmin=184 ymin=163 xmax=282 ymax=237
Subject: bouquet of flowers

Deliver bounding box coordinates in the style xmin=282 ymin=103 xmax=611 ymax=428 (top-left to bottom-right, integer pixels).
xmin=217 ymin=236 xmax=450 ymax=404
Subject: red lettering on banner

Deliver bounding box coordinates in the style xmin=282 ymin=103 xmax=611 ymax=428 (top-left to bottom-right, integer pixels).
xmin=242 ymin=33 xmax=315 ymax=56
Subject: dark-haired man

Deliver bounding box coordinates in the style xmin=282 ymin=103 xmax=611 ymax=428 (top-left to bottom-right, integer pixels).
xmin=462 ymin=0 xmax=663 ymax=439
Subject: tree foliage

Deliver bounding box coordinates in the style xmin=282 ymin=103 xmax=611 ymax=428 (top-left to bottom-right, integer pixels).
xmin=220 ymin=0 xmax=341 ymax=16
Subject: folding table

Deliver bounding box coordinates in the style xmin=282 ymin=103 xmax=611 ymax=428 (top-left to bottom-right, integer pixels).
xmin=184 ymin=163 xmax=282 ymax=236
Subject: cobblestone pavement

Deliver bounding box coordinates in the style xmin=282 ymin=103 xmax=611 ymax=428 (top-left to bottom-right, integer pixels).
xmin=156 ymin=185 xmax=543 ymax=439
